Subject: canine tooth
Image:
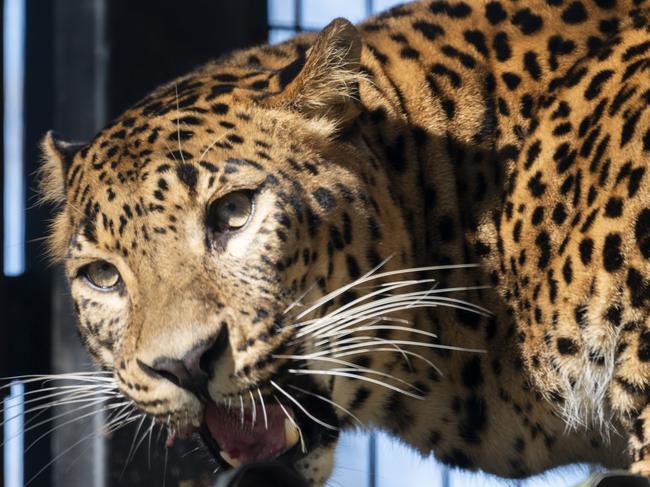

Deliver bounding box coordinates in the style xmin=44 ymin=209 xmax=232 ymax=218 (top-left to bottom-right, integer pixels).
xmin=284 ymin=418 xmax=300 ymax=449
xmin=220 ymin=451 xmax=242 ymax=468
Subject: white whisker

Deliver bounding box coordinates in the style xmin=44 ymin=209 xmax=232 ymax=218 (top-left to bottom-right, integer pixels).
xmin=174 ymin=83 xmax=187 ymax=166
xmin=288 ymin=369 xmax=424 ymax=400
xmin=147 ymin=417 xmax=156 ymax=468
xmin=162 ymin=438 xmax=170 ymax=487
xmin=274 ymin=354 xmax=423 ymax=392
xmin=271 ymin=380 xmax=338 ymax=431
xmin=239 ymin=394 xmax=245 ymax=426
xmin=2 ymin=397 xmax=119 ymax=447
xmin=296 ymin=258 xmax=480 ymax=320
xmin=297 ymin=287 xmax=490 ymax=340
xmin=273 ymin=395 xmax=306 ymax=453
xmin=0 ymin=373 xmax=114 ymax=392
xmin=294 ymin=277 xmax=438 ymax=334
xmin=23 ymin=401 xmax=129 ymax=453
xmin=334 ymin=347 xmax=443 ymax=376
xmin=287 ymin=384 xmax=365 ymax=430
xmin=2 ymin=388 xmax=118 ymax=426
xmin=25 ymin=408 xmax=141 ymax=486
xmin=257 ymin=386 xmax=269 ymax=430
xmin=198 ymin=133 xmax=229 ymax=164
xmin=284 ymin=282 xmax=318 ymax=315
xmin=249 ymin=389 xmax=257 ymax=428
xmin=122 ymin=414 xmax=147 ymax=476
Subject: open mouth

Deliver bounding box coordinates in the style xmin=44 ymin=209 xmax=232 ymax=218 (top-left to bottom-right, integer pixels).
xmin=166 ymin=399 xmax=304 ymax=469
xmin=166 ymin=383 xmax=338 ymax=471
xmin=201 ymin=400 xmax=303 ymax=468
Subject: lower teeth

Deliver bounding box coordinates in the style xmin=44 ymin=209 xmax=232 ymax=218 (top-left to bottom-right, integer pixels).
xmin=220 ymin=450 xmax=242 ymax=468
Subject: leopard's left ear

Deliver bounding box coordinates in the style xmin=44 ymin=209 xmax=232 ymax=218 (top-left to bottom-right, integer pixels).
xmin=39 ymin=130 xmax=84 ymax=205
xmin=266 ymin=18 xmax=363 ymax=127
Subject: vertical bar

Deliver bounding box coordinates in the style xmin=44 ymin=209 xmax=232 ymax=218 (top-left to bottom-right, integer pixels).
xmin=366 ymin=0 xmax=374 ymax=15
xmin=368 ymin=433 xmax=377 ymax=487
xmin=3 ymin=382 xmax=25 ymax=487
xmin=92 ymin=5 xmax=107 ymax=482
xmin=294 ymin=0 xmax=301 ymax=32
xmin=93 ymin=0 xmax=107 ymax=133
xmin=441 ymin=466 xmax=450 ymax=487
xmin=2 ymin=0 xmax=26 ymax=276
xmin=51 ymin=0 xmax=107 ymax=484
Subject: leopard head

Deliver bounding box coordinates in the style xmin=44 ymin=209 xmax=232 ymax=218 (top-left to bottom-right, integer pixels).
xmin=40 ymin=18 xmax=411 ymax=474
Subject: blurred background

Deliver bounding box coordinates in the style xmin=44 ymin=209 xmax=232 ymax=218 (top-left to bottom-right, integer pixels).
xmin=0 ymin=1 xmax=598 ymax=486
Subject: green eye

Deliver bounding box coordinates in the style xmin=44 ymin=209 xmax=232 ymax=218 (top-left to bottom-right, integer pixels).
xmin=83 ymin=261 xmax=121 ymax=290
xmin=208 ymin=190 xmax=253 ymax=231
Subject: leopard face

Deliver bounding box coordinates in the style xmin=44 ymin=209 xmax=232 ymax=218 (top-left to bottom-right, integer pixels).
xmin=41 ymin=19 xmax=411 ymax=476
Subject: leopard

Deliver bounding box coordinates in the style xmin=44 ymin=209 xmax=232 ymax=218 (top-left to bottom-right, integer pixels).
xmin=37 ymin=0 xmax=650 ymax=485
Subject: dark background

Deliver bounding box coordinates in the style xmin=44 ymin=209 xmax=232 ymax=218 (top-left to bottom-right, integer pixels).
xmin=1 ymin=1 xmax=267 ymax=485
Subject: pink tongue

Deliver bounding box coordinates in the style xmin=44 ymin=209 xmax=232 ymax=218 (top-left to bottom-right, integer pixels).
xmin=204 ymin=401 xmax=290 ymax=464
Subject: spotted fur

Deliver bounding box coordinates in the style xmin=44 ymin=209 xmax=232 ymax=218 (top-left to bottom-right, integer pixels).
xmin=40 ymin=0 xmax=650 ymax=484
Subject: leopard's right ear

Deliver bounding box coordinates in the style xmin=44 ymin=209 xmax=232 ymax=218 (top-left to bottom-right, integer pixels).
xmin=39 ymin=130 xmax=84 ymax=205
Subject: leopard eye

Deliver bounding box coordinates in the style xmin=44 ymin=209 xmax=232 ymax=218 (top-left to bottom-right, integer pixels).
xmin=207 ymin=190 xmax=253 ymax=232
xmin=83 ymin=261 xmax=121 ymax=290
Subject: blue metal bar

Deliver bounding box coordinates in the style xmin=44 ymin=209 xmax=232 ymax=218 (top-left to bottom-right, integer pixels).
xmin=3 ymin=382 xmax=25 ymax=487
xmin=294 ymin=0 xmax=301 ymax=32
xmin=3 ymin=0 xmax=26 ymax=276
xmin=368 ymin=433 xmax=377 ymax=487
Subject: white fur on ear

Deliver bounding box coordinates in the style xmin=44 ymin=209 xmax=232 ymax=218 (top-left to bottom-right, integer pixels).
xmin=39 ymin=131 xmax=85 ymax=263
xmin=266 ymin=18 xmax=364 ymax=127
xmin=39 ymin=130 xmax=84 ymax=205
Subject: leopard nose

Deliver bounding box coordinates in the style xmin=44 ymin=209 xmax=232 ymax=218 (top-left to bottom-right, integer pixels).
xmin=137 ymin=327 xmax=229 ymax=400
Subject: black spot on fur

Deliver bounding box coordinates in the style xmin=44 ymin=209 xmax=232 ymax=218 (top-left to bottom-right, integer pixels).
xmin=461 ymin=356 xmax=484 ymax=389
xmin=627 ymin=268 xmax=650 ymax=308
xmin=511 ymin=8 xmax=543 ymax=35
xmin=176 ymin=163 xmax=198 ymax=191
xmin=442 ymin=448 xmax=473 ymax=469
xmin=636 ymin=209 xmax=650 ymax=259
xmin=603 ymin=233 xmax=623 ymax=272
xmin=579 ymin=238 xmax=594 ymax=264
xmin=535 ymin=231 xmax=551 ymax=270
xmin=604 ymin=197 xmax=623 ymax=218
xmin=349 ymin=387 xmax=371 ymax=411
xmin=523 ymin=51 xmax=542 ymax=80
xmin=493 ymin=32 xmax=512 ymax=61
xmin=557 ymin=337 xmax=579 ymax=355
xmin=458 ymin=395 xmax=487 ymax=444
xmin=584 ymin=70 xmax=614 ymax=100
xmin=412 ymin=20 xmax=445 ymax=40
xmin=313 ymin=188 xmax=335 ymax=212
xmin=429 ymin=1 xmax=472 ymax=18
xmin=383 ymin=392 xmax=414 ymax=433
xmin=561 ymin=2 xmax=588 ymax=24
xmin=637 ymin=329 xmax=650 ymax=361
xmin=485 ymin=1 xmax=507 ymax=25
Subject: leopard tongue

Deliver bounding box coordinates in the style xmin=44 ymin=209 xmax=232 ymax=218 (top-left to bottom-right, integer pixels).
xmin=204 ymin=401 xmax=299 ymax=467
